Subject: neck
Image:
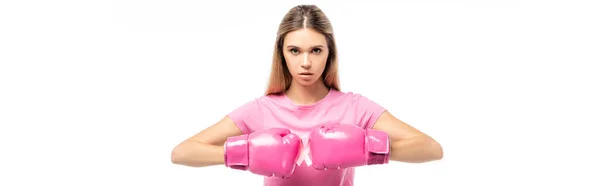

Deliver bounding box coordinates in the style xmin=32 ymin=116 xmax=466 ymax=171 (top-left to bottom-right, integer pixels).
xmin=286 ymin=79 xmax=330 ymax=105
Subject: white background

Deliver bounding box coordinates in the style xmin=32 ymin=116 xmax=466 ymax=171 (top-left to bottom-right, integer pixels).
xmin=1 ymin=0 xmax=599 ymax=185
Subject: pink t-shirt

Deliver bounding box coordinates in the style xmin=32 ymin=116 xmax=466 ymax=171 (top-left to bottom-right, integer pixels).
xmin=227 ymin=89 xmax=387 ymax=186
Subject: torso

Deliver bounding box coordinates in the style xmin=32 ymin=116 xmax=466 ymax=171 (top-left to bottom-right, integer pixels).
xmin=228 ymin=89 xmax=386 ymax=186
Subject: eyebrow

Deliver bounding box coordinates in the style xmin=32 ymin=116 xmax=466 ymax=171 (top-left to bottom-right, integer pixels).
xmin=286 ymin=45 xmax=325 ymax=49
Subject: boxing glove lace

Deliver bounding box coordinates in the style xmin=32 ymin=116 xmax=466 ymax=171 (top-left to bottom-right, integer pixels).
xmin=224 ymin=128 xmax=302 ymax=178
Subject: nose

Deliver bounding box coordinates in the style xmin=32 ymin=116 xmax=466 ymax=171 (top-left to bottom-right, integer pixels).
xmin=301 ymin=53 xmax=311 ymax=69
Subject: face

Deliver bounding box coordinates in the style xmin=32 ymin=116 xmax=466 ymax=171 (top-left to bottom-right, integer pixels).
xmin=282 ymin=28 xmax=329 ymax=87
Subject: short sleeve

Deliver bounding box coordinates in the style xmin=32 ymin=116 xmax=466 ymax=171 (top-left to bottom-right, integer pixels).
xmin=355 ymin=95 xmax=387 ymax=129
xmin=227 ymin=99 xmax=263 ymax=134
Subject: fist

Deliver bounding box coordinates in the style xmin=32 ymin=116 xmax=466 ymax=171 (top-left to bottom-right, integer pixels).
xmin=307 ymin=124 xmax=390 ymax=170
xmin=225 ymin=128 xmax=302 ymax=178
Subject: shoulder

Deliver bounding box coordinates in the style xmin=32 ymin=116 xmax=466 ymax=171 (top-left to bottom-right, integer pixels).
xmin=337 ymin=90 xmax=387 ymax=129
xmin=228 ymin=94 xmax=275 ymax=117
xmin=333 ymin=90 xmax=375 ymax=104
xmin=329 ymin=90 xmax=385 ymax=111
xmin=227 ymin=95 xmax=276 ymax=134
xmin=231 ymin=93 xmax=287 ymax=113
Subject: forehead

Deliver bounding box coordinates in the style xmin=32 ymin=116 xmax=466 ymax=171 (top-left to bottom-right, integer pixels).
xmin=283 ymin=28 xmax=327 ymax=48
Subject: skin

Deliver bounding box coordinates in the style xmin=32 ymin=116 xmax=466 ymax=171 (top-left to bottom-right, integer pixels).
xmin=282 ymin=28 xmax=330 ymax=105
xmin=170 ymin=28 xmax=443 ymax=167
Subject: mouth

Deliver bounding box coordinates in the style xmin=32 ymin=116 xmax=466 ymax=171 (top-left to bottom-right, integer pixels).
xmin=299 ymin=72 xmax=313 ymax=75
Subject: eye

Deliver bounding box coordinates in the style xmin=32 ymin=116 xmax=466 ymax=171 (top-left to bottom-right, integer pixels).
xmin=312 ymin=48 xmax=322 ymax=54
xmin=290 ymin=48 xmax=299 ymax=54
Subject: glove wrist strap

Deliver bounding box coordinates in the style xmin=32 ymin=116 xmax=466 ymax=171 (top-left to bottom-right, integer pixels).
xmin=224 ymin=134 xmax=250 ymax=170
xmin=365 ymin=129 xmax=391 ymax=165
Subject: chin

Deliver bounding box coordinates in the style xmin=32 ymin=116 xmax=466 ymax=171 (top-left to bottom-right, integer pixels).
xmin=294 ymin=79 xmax=319 ymax=87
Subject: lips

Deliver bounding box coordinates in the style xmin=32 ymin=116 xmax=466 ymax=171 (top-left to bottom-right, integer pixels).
xmin=300 ymin=72 xmax=313 ymax=75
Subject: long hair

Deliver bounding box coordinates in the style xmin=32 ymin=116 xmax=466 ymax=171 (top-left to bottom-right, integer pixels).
xmin=265 ymin=5 xmax=340 ymax=95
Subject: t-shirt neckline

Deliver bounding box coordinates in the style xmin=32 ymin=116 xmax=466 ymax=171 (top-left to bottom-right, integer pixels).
xmin=283 ymin=88 xmax=335 ymax=109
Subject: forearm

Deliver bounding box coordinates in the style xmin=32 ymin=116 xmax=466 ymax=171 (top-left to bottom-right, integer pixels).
xmin=389 ymin=136 xmax=443 ymax=163
xmin=171 ymin=141 xmax=225 ymax=167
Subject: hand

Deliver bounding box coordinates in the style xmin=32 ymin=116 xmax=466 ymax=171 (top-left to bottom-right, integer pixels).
xmin=224 ymin=128 xmax=302 ymax=178
xmin=307 ymin=123 xmax=390 ymax=170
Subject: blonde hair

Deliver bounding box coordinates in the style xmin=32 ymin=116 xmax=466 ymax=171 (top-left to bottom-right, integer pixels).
xmin=265 ymin=5 xmax=340 ymax=95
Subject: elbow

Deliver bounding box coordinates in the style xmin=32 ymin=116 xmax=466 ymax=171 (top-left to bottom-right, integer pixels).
xmin=430 ymin=138 xmax=444 ymax=160
xmin=171 ymin=144 xmax=187 ymax=165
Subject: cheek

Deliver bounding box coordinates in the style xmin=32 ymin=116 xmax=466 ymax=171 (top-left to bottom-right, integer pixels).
xmin=315 ymin=55 xmax=328 ymax=71
xmin=282 ymin=53 xmax=294 ymax=67
xmin=283 ymin=54 xmax=300 ymax=73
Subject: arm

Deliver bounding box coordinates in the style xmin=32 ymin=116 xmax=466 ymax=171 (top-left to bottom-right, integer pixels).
xmin=171 ymin=116 xmax=243 ymax=167
xmin=372 ymin=111 xmax=443 ymax=163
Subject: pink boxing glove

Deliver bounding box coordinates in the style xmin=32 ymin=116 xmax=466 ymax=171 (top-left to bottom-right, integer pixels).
xmin=224 ymin=128 xmax=302 ymax=178
xmin=307 ymin=124 xmax=390 ymax=170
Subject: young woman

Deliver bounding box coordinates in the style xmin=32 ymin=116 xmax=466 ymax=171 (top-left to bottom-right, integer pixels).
xmin=171 ymin=4 xmax=443 ymax=186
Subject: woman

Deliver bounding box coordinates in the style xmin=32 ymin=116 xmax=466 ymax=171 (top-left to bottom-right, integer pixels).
xmin=171 ymin=4 xmax=443 ymax=186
